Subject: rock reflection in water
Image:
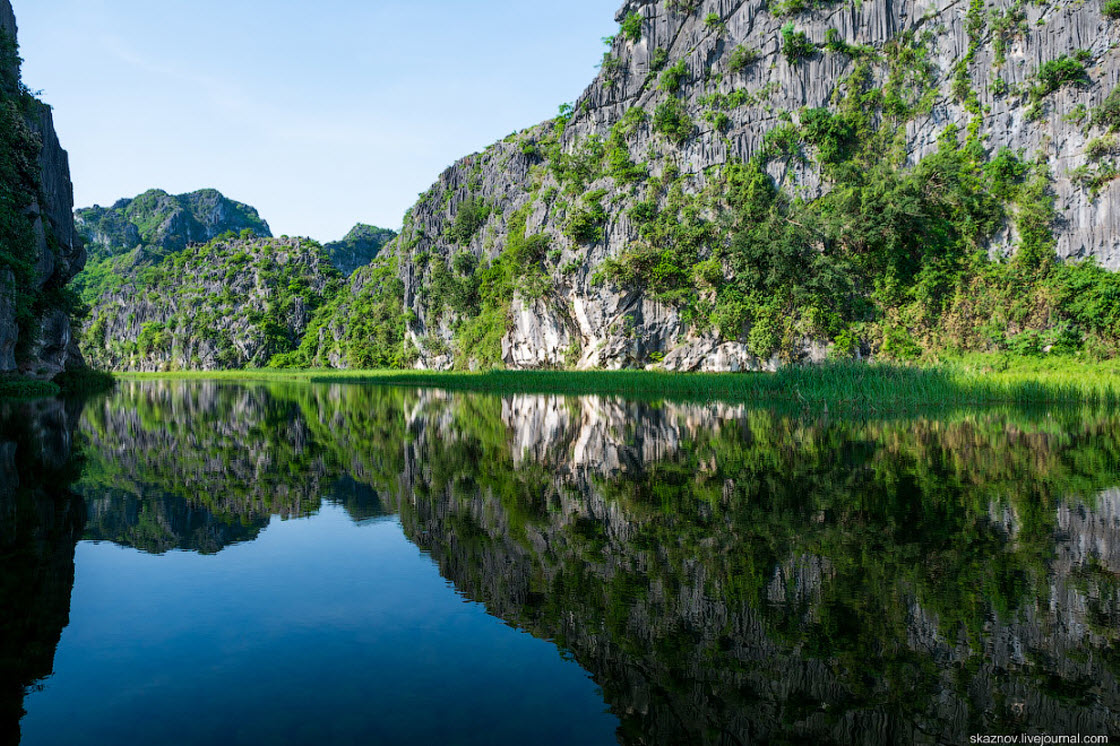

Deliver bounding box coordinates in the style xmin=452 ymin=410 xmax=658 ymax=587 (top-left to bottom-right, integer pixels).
xmin=0 ymin=399 xmax=86 ymax=746
xmin=9 ymin=380 xmax=1120 ymax=745
xmin=387 ymin=392 xmax=1120 ymax=745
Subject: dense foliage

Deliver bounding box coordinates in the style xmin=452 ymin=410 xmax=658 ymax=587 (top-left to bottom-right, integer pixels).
xmin=595 ymin=34 xmax=1120 ymax=364
xmin=82 ymin=236 xmax=342 ymax=371
xmin=289 ymin=255 xmax=414 ymax=370
xmin=73 ymin=189 xmax=273 ymax=306
xmin=322 ymin=223 xmax=397 ymax=276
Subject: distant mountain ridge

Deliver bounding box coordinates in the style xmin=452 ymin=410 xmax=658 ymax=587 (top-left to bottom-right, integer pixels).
xmin=72 ymin=187 xmax=399 ymax=370
xmin=76 ymin=188 xmax=273 ymax=264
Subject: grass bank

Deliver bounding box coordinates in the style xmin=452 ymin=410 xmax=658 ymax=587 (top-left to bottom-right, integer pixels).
xmin=0 ymin=369 xmax=117 ymax=400
xmin=113 ymin=356 xmax=1120 ymax=411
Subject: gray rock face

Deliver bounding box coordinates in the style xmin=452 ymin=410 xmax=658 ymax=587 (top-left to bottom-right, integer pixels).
xmin=0 ymin=271 xmax=15 ymax=372
xmin=82 ymin=237 xmax=341 ymax=371
xmin=0 ymin=0 xmax=13 ymax=41
xmin=0 ymin=0 xmax=86 ymax=379
xmin=339 ymin=0 xmax=1120 ymax=371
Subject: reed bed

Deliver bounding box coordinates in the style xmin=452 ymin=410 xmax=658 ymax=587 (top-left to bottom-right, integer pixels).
xmin=109 ymin=357 xmax=1120 ymax=410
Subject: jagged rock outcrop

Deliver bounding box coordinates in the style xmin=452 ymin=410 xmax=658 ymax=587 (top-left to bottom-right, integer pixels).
xmin=80 ymin=237 xmax=342 ymax=371
xmin=302 ymin=0 xmax=1120 ymax=372
xmin=0 ymin=0 xmax=85 ymax=379
xmin=72 ymin=188 xmax=273 ymax=309
xmin=75 ymin=188 xmax=272 ymax=263
xmin=323 ymin=223 xmax=397 ymax=276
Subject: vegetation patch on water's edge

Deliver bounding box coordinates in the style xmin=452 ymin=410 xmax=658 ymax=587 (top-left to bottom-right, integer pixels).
xmin=115 ymin=356 xmax=1120 ymax=411
xmin=0 ymin=369 xmax=117 ymax=400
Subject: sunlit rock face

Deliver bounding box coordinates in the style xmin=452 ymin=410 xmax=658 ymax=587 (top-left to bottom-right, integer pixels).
xmin=0 ymin=399 xmax=85 ymax=744
xmin=303 ymin=0 xmax=1120 ymax=372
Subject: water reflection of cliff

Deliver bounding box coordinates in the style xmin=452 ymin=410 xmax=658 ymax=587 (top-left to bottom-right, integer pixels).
xmin=0 ymin=399 xmax=86 ymax=746
xmin=385 ymin=393 xmax=1120 ymax=745
xmin=75 ymin=382 xmax=405 ymax=553
xmin=75 ymin=383 xmax=1120 ymax=743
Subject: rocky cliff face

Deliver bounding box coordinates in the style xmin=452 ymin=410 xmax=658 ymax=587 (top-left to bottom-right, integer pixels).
xmin=302 ymin=0 xmax=1120 ymax=372
xmin=323 ymin=223 xmax=397 ymax=276
xmin=0 ymin=0 xmax=85 ymax=379
xmin=81 ymin=237 xmax=342 ymax=371
xmin=72 ymin=188 xmax=273 ymax=308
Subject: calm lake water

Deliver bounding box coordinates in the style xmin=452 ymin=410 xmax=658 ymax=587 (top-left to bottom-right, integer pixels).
xmin=2 ymin=381 xmax=1119 ymax=745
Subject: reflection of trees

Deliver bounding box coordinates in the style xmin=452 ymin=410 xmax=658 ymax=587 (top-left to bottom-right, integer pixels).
xmin=76 ymin=381 xmax=422 ymax=553
xmin=79 ymin=382 xmax=331 ymax=524
xmin=82 ymin=486 xmax=267 ymax=555
xmin=0 ymin=400 xmax=86 ymax=746
xmin=72 ymin=383 xmax=1120 ymax=742
xmin=381 ymin=395 xmax=1120 ymax=744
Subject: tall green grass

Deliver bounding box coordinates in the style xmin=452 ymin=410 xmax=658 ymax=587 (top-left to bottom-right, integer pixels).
xmin=117 ymin=357 xmax=1120 ymax=411
xmin=0 ymin=368 xmax=117 ymax=400
xmin=0 ymin=376 xmax=60 ymax=399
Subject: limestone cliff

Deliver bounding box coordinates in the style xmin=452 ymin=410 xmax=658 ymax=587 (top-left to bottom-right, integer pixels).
xmin=323 ymin=223 xmax=397 ymax=276
xmin=303 ymin=0 xmax=1120 ymax=371
xmin=0 ymin=0 xmax=85 ymax=379
xmin=81 ymin=237 xmax=342 ymax=371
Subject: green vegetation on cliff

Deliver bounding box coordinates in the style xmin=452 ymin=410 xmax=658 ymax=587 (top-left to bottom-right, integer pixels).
xmin=0 ymin=27 xmax=84 ymax=372
xmin=82 ymin=236 xmax=342 ymax=371
xmin=62 ymin=1 xmax=1120 ymax=377
xmin=73 ymin=188 xmax=273 ymax=306
xmin=323 ymin=223 xmax=397 ymax=276
xmin=0 ymin=31 xmax=39 ymax=316
xmin=284 ymin=1 xmax=1120 ymax=374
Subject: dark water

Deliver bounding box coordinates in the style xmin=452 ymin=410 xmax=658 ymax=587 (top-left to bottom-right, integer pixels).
xmin=2 ymin=382 xmax=1119 ymax=745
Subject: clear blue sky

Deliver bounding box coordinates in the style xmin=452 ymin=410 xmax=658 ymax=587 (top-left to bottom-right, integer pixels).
xmin=12 ymin=0 xmax=617 ymax=241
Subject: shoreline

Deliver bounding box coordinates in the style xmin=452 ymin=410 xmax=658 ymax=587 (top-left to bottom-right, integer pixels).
xmin=89 ymin=356 xmax=1120 ymax=411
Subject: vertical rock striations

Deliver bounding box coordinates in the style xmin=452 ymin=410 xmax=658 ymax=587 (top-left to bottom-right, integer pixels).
xmin=81 ymin=237 xmax=343 ymax=371
xmin=0 ymin=0 xmax=85 ymax=379
xmin=302 ymin=0 xmax=1120 ymax=372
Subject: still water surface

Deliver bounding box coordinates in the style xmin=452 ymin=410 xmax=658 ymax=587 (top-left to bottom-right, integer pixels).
xmin=3 ymin=381 xmax=1119 ymax=745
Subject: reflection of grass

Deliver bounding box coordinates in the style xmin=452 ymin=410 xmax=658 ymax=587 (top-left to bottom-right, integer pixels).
xmin=117 ymin=357 xmax=1120 ymax=410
